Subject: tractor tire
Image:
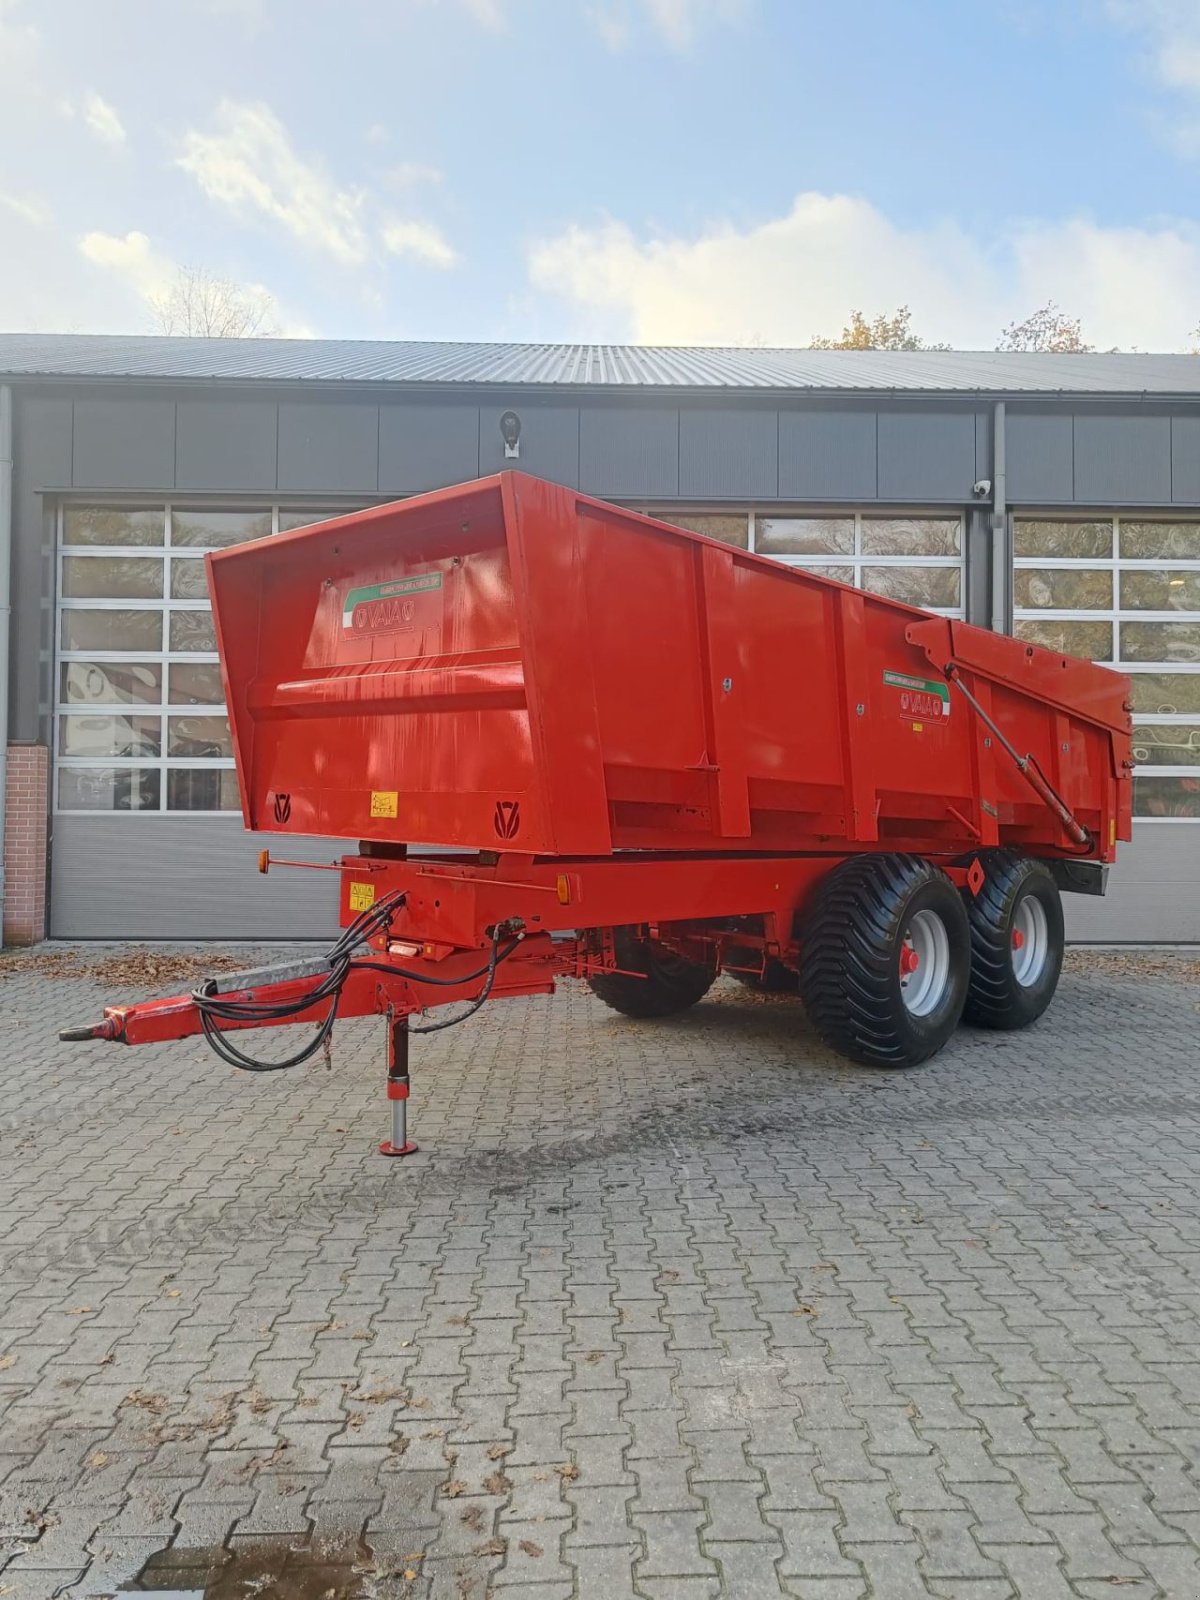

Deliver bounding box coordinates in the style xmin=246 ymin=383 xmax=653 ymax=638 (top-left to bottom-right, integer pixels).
xmin=730 ymin=958 xmax=799 ymax=994
xmin=797 ymin=854 xmax=970 ymax=1069
xmin=589 ymin=928 xmax=717 ymax=1019
xmin=962 ymin=850 xmax=1064 ymax=1030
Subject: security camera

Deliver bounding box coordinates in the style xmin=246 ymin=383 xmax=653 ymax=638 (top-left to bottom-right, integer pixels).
xmin=972 ymin=479 xmax=992 ymax=498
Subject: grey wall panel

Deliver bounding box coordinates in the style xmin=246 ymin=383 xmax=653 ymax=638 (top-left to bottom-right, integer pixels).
xmin=778 ymin=410 xmax=876 ymax=500
xmin=1065 ymin=825 xmax=1200 ymax=943
xmin=1006 ymin=411 xmax=1074 ymax=504
xmin=379 ymin=404 xmax=479 ymax=493
xmin=12 ymin=393 xmax=72 ymax=743
xmin=1171 ymin=416 xmax=1200 ymax=503
xmin=877 ymin=411 xmax=976 ymax=501
xmin=278 ymin=402 xmax=378 ymax=494
xmin=1073 ymin=414 xmax=1172 ymax=505
xmin=479 ymin=403 xmax=578 ymax=485
xmin=579 ymin=406 xmax=678 ymax=498
xmin=678 ymin=408 xmax=777 ymax=500
xmin=49 ymin=817 xmax=344 ymax=939
xmin=72 ymin=397 xmax=175 ymax=489
xmin=176 ymin=398 xmax=278 ymax=492
xmin=974 ymin=410 xmax=991 ymax=483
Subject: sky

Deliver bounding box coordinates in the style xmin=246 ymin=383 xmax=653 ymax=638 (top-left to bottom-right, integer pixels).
xmin=4 ymin=0 xmax=1200 ymax=350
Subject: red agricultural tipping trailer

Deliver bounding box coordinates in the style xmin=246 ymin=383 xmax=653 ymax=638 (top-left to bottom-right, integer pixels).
xmin=62 ymin=473 xmax=1133 ymax=1155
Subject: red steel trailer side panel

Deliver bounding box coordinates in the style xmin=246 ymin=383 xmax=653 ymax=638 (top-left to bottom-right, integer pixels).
xmin=207 ymin=472 xmax=1133 ymax=862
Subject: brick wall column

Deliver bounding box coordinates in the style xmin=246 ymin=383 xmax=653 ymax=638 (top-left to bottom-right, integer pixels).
xmin=4 ymin=744 xmax=48 ymax=946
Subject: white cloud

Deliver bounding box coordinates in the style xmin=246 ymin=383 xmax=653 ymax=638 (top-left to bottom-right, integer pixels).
xmin=1106 ymin=1 xmax=1200 ymax=150
xmin=79 ymin=229 xmax=176 ymax=299
xmin=384 ymin=160 xmax=445 ymax=188
xmin=528 ymin=191 xmax=1200 ymax=350
xmin=178 ymin=99 xmax=369 ymax=265
xmin=0 ymin=189 xmax=49 ymax=226
xmin=381 ymin=218 xmax=459 ymax=269
xmin=80 ymin=91 xmax=125 ymax=146
xmin=586 ymin=0 xmax=747 ymax=49
xmin=456 ymin=0 xmax=504 ymax=27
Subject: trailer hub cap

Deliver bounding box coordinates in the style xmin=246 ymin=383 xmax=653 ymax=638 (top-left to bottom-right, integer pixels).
xmin=899 ymin=909 xmax=951 ymax=1017
xmin=1011 ymin=894 xmax=1050 ymax=988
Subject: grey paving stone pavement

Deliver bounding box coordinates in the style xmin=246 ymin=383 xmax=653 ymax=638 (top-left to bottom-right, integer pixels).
xmin=0 ymin=943 xmax=1198 ymax=1598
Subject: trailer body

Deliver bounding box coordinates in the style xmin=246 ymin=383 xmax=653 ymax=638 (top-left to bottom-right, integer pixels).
xmin=208 ymin=473 xmax=1131 ymax=865
xmin=63 ymin=474 xmax=1134 ymax=1149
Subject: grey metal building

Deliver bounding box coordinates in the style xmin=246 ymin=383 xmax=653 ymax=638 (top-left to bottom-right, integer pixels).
xmin=0 ymin=334 xmax=1196 ymax=944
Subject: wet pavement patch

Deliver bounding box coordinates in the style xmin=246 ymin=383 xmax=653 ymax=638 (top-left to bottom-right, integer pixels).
xmin=123 ymin=1531 xmax=380 ymax=1597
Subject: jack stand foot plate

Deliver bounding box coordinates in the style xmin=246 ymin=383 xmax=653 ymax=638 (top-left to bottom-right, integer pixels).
xmin=379 ymin=1140 xmax=419 ymax=1158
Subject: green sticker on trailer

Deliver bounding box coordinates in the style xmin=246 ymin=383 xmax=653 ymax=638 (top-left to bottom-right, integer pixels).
xmin=883 ymin=669 xmax=950 ymax=723
xmin=342 ymin=572 xmax=443 ymax=632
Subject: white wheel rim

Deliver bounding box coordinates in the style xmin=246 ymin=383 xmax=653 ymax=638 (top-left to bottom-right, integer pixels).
xmin=1011 ymin=894 xmax=1050 ymax=988
xmin=899 ymin=908 xmax=952 ymax=1017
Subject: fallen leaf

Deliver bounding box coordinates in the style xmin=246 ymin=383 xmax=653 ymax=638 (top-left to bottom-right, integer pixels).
xmin=555 ymin=1463 xmax=579 ymax=1481
xmin=486 ymin=1444 xmax=510 ymax=1460
xmin=68 ymin=1306 xmax=92 ymax=1315
xmin=88 ymin=1452 xmax=109 ymax=1469
xmin=446 ymin=1315 xmax=468 ymax=1327
xmin=584 ymin=1351 xmax=605 ymax=1364
xmin=402 ymin=1570 xmax=418 ymax=1582
xmin=441 ymin=1479 xmax=467 ymax=1498
xmin=793 ymin=1304 xmax=817 ymax=1317
xmin=165 ymin=1289 xmax=182 ymax=1299
xmin=0 ymin=1355 xmax=15 ymax=1371
xmin=519 ymin=1540 xmax=543 ymax=1558
xmin=460 ymin=1505 xmax=484 ymax=1531
xmin=483 ymin=1472 xmax=512 ymax=1495
xmin=479 ymin=1538 xmax=505 ymax=1556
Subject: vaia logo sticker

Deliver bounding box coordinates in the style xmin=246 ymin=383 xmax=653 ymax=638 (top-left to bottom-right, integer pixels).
xmin=493 ymin=800 xmax=521 ymax=840
xmin=342 ymin=573 xmax=442 ymax=634
xmin=883 ymin=670 xmax=951 ymax=724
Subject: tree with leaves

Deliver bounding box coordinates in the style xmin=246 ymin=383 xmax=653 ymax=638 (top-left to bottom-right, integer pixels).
xmin=149 ymin=266 xmax=278 ymax=338
xmin=809 ymin=306 xmax=947 ymax=351
xmin=997 ymin=302 xmax=1093 ymax=353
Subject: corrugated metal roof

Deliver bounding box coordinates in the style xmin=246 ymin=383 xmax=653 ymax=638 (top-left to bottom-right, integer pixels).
xmin=2 ymin=332 xmax=1200 ymax=396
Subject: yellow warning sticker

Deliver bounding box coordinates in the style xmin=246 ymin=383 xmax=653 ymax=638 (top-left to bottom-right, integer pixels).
xmin=370 ymin=790 xmax=399 ymax=818
xmin=348 ymin=882 xmax=376 ymax=912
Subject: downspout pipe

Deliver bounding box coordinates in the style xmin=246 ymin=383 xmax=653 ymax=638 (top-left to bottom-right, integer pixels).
xmin=0 ymin=385 xmax=12 ymax=948
xmin=991 ymin=400 xmax=1010 ymax=635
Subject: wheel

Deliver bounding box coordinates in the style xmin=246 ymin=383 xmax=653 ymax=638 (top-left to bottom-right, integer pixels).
xmin=962 ymin=850 xmax=1064 ymax=1030
xmin=589 ymin=928 xmax=717 ymax=1019
xmin=797 ymin=854 xmax=970 ymax=1068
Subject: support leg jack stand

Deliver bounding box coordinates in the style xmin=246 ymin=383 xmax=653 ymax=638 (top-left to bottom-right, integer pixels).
xmin=379 ymin=1014 xmax=419 ymax=1158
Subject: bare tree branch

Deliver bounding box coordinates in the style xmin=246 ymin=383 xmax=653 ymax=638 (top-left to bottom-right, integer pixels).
xmin=149 ymin=266 xmax=279 ymax=338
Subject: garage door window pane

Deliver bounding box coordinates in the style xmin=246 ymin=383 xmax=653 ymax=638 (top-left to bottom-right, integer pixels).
xmin=60 ymin=661 xmax=161 ymax=706
xmin=658 ymin=513 xmax=749 ymax=548
xmin=278 ymin=507 xmax=358 ymax=531
xmin=63 ymin=506 xmax=164 ymax=546
xmin=59 ymin=714 xmax=161 ymax=758
xmin=58 ymin=767 xmax=160 ymax=811
xmin=794 ymin=562 xmax=855 ymax=584
xmin=168 ymin=662 xmax=224 ymax=704
xmin=1120 ymin=621 xmax=1200 ymax=663
xmin=1119 ymin=522 xmax=1200 ymax=560
xmin=168 ymin=715 xmax=232 ymax=758
xmin=61 ymin=556 xmax=163 ymax=599
xmin=1014 ymin=618 xmax=1113 ymax=660
xmin=861 ymin=566 xmax=961 ymax=607
xmin=170 ymin=558 xmax=211 ymax=600
xmin=756 ymin=518 xmax=855 ymax=555
xmin=1132 ymin=724 xmax=1200 ymax=766
xmin=171 ymin=508 xmax=272 ymax=547
xmin=167 ymin=768 xmax=240 ymax=810
xmin=1121 ymin=570 xmax=1200 ymax=611
xmin=1134 ymin=775 xmax=1200 ymax=817
xmin=861 ymin=517 xmax=960 ymax=556
xmin=1128 ymin=673 xmax=1200 ymax=714
xmin=61 ymin=609 xmax=162 ymax=652
xmin=1014 ymin=520 xmax=1113 ymax=559
xmin=169 ymin=610 xmax=217 ymax=652
xmin=1014 ymin=569 xmax=1112 ymax=610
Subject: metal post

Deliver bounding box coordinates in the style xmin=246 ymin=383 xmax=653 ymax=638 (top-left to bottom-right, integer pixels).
xmin=379 ymin=1012 xmax=418 ymax=1157
xmin=990 ymin=400 xmax=1011 ymax=636
xmin=0 ymin=386 xmax=12 ymax=949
